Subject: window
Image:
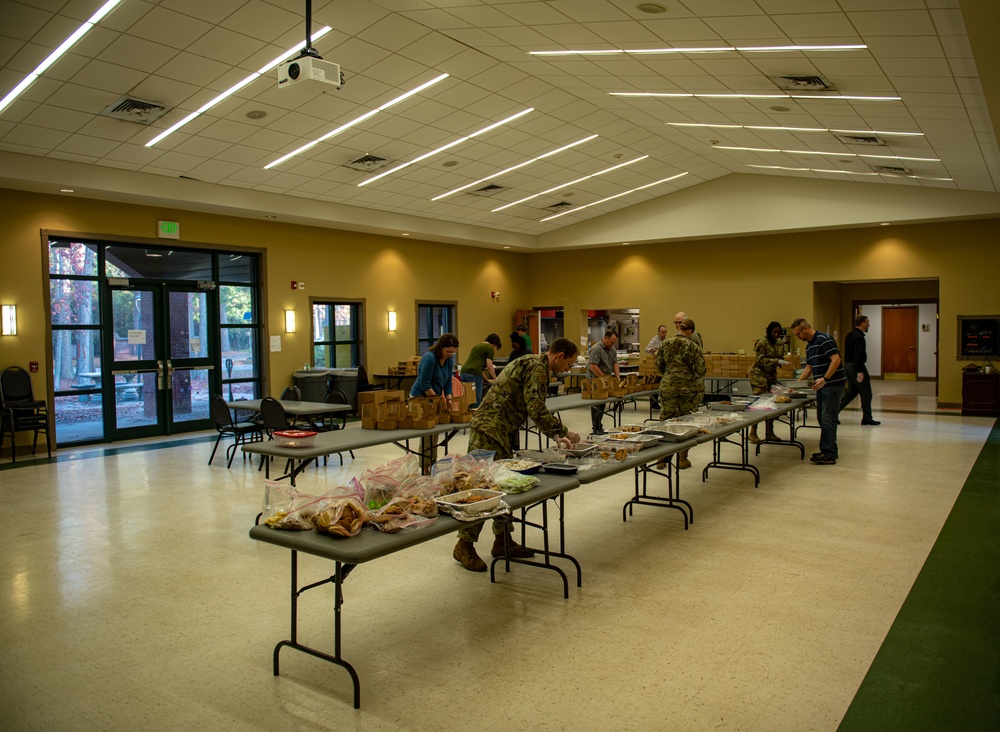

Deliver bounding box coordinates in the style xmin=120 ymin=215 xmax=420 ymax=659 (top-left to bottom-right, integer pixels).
xmin=312 ymin=301 xmax=363 ymax=368
xmin=417 ymin=302 xmax=456 ymax=356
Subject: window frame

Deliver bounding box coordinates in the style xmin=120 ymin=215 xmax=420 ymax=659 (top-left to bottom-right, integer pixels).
xmin=310 ymin=298 xmax=366 ymax=368
xmin=415 ymin=301 xmax=457 ymax=356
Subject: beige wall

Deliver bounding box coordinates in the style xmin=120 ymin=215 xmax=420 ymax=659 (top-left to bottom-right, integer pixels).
xmin=527 ymin=219 xmax=1000 ymax=407
xmin=2 ymin=188 xmax=998 ymax=451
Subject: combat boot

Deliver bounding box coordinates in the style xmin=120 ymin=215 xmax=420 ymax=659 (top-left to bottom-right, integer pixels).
xmin=748 ymin=426 xmax=762 ymax=444
xmin=677 ymin=449 xmax=692 ymax=470
xmin=453 ymin=539 xmax=487 ymax=572
xmin=491 ymin=534 xmax=535 ymax=559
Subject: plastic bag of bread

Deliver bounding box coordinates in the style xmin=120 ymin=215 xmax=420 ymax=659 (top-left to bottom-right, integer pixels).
xmin=312 ymin=498 xmax=369 ymax=538
xmin=261 ymin=479 xmax=363 ymax=530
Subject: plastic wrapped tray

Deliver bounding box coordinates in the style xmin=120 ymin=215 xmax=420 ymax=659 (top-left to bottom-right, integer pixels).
xmin=645 ymin=424 xmax=699 ymax=442
xmin=495 ymin=459 xmax=542 ymax=474
xmin=435 ymin=488 xmax=504 ymax=515
xmin=706 ymin=401 xmax=749 ymax=412
xmin=605 ymin=433 xmax=660 ymax=450
xmin=594 ymin=442 xmax=640 ymax=461
xmin=558 ymin=444 xmax=596 ymax=459
xmin=272 ymin=430 xmax=318 ymax=448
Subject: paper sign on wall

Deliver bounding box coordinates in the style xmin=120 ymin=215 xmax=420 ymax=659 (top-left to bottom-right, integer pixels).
xmin=270 ymin=335 xmax=282 ymax=352
xmin=128 ymin=329 xmax=146 ymax=345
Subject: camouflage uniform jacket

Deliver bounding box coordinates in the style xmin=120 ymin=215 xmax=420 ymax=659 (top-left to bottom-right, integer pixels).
xmin=749 ymin=338 xmax=783 ymax=393
xmin=656 ymin=334 xmax=706 ymax=394
xmin=470 ymin=354 xmax=568 ymax=456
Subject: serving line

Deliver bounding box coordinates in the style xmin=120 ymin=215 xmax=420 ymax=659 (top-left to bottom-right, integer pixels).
xmin=241 ymin=422 xmax=469 ymax=485
xmin=248 ymin=472 xmax=581 ymax=708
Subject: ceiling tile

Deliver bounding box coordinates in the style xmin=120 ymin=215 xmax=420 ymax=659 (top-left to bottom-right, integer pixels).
xmin=847 ymin=10 xmax=936 ymax=37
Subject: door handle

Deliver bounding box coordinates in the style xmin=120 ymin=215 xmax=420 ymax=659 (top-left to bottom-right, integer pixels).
xmin=165 ymin=360 xmax=173 ymax=389
xmin=157 ymin=360 xmax=166 ymax=391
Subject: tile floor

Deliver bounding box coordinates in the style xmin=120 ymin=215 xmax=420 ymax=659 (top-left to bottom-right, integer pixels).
xmin=0 ymin=381 xmax=993 ymax=731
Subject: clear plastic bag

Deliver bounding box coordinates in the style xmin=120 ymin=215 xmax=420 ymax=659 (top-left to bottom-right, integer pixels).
xmin=397 ymin=474 xmax=440 ymax=517
xmin=432 ymin=452 xmax=494 ymax=496
xmin=360 ymin=454 xmax=420 ymax=511
xmin=312 ymin=497 xmax=369 ymax=538
xmin=262 ymin=480 xmax=362 ymax=530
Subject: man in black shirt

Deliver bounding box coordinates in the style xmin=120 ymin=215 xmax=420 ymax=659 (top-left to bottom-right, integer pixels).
xmin=838 ymin=315 xmax=880 ymax=425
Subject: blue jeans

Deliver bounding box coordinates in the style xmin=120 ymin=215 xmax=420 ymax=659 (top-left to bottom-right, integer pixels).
xmin=816 ymin=382 xmax=845 ymax=459
xmin=460 ymin=372 xmax=483 ymax=407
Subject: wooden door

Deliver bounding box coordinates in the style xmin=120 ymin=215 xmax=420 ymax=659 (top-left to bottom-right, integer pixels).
xmin=883 ymin=306 xmax=918 ymax=380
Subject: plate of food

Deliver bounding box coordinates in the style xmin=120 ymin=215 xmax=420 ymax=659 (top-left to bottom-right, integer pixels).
xmin=495 ymin=458 xmax=543 ymax=474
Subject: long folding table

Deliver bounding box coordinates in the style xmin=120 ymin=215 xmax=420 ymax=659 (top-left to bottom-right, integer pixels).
xmin=249 ymin=472 xmax=580 ymax=708
xmin=242 ymin=422 xmax=470 ymax=484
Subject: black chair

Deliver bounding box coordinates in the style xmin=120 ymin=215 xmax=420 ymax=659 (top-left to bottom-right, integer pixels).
xmin=279 ymin=385 xmax=301 ymax=401
xmin=315 ymin=388 xmax=353 ymax=466
xmin=258 ymin=396 xmax=294 ymax=473
xmin=355 ymin=364 xmax=385 ymax=392
xmin=1 ymin=366 xmax=51 ymax=463
xmin=208 ymin=395 xmax=263 ymax=468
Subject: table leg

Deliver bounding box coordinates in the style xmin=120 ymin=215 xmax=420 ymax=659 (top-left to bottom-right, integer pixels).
xmin=271 ymin=553 xmax=361 ymax=708
xmin=623 ymin=458 xmax=692 ymax=528
xmin=701 ymin=427 xmax=761 ymax=486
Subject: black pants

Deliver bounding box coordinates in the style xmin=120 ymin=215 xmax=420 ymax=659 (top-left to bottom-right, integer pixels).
xmin=838 ymin=365 xmax=873 ymax=421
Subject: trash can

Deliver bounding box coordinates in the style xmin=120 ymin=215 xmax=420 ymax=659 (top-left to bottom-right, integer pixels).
xmin=294 ymin=368 xmax=330 ymax=402
xmin=328 ymin=368 xmax=359 ymax=412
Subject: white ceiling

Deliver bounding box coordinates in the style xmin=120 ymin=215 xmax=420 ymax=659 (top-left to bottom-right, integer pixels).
xmin=1 ymin=0 xmax=999 ymax=250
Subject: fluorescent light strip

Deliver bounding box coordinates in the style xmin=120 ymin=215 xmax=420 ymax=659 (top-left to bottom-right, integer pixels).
xmin=747 ymin=165 xmax=953 ymax=181
xmin=431 ymin=135 xmax=599 ymax=201
xmin=530 ymin=44 xmax=865 ymax=56
xmin=358 ymin=108 xmax=534 ymax=187
xmin=714 ymin=145 xmax=940 ymax=162
xmin=613 ymin=92 xmax=900 ymax=101
xmin=0 ymin=0 xmax=125 ymax=115
xmin=265 ymin=73 xmax=450 ymax=170
xmin=145 ymin=27 xmax=333 ymax=148
xmin=668 ymin=122 xmax=923 ymax=137
xmin=540 ymin=172 xmax=690 ymax=222
xmin=491 ymin=156 xmax=648 ymax=213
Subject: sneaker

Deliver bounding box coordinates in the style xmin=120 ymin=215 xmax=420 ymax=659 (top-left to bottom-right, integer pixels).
xmin=810 ymin=454 xmax=836 ymax=465
xmin=861 ymin=419 xmax=881 ymax=425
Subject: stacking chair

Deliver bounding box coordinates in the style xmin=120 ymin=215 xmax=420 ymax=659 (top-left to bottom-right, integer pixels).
xmin=279 ymin=385 xmax=301 ymax=401
xmin=0 ymin=366 xmax=51 ymax=463
xmin=208 ymin=395 xmax=264 ymax=468
xmin=315 ymin=388 xmax=353 ymax=466
xmin=355 ymin=364 xmax=385 ymax=393
xmin=258 ymin=396 xmax=295 ymax=474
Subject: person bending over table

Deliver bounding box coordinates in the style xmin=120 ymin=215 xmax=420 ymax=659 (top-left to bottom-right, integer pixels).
xmin=656 ymin=318 xmax=706 ymax=470
xmin=453 ymin=337 xmax=582 ymax=573
xmin=748 ymin=321 xmax=790 ymax=444
xmin=460 ymin=333 xmax=502 ymax=408
xmin=410 ymin=333 xmax=459 ymax=404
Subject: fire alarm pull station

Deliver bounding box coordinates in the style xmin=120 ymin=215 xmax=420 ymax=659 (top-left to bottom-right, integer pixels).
xmin=30 ymin=361 xmax=39 ymax=372
xmin=291 ymin=281 xmax=297 ymax=290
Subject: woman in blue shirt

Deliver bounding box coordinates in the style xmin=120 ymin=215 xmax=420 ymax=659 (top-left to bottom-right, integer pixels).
xmin=410 ymin=333 xmax=459 ymax=404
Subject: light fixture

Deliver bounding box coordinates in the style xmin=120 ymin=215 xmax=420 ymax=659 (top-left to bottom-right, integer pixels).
xmin=60 ymin=188 xmax=75 ymax=193
xmin=0 ymin=0 xmax=124 ymax=115
xmin=359 ymin=108 xmax=534 ymax=187
xmin=716 ymin=145 xmax=940 ymax=162
xmin=530 ymin=44 xmax=866 ymax=57
xmin=146 ymin=26 xmax=333 ymax=148
xmin=492 ymin=156 xmax=649 ymax=213
xmin=284 ymin=309 xmax=296 ymax=334
xmin=667 ymin=122 xmax=923 ymax=137
xmin=745 ymin=165 xmax=952 ymax=181
xmin=541 ymin=172 xmax=689 ymax=222
xmin=264 ymin=73 xmax=449 ymax=169
xmin=1 ymin=305 xmax=16 ymax=336
xmin=388 ymin=311 xmax=397 ymax=332
xmin=612 ymin=92 xmax=899 ymax=101
xmin=432 ymin=134 xmax=599 ymax=201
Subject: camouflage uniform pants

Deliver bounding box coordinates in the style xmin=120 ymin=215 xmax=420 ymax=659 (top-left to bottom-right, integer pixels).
xmin=659 ymin=390 xmax=703 ymax=421
xmin=457 ymin=429 xmax=514 ymax=542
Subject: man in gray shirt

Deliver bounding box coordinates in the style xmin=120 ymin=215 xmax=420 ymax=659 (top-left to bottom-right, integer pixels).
xmin=588 ymin=329 xmax=620 ymax=434
xmin=646 ymin=324 xmax=668 ymax=354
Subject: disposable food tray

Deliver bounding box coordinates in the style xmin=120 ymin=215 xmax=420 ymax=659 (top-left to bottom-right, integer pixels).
xmin=495 ymin=459 xmax=543 ymax=474
xmin=645 ymin=423 xmax=699 ymax=442
xmin=706 ymin=401 xmax=749 ymax=412
xmin=783 ymin=380 xmax=812 ymax=388
xmin=272 ymin=430 xmax=318 ymax=448
xmin=605 ymin=433 xmax=660 ymax=450
xmin=435 ymin=488 xmax=504 ymax=515
xmin=558 ymin=444 xmax=596 ymax=459
xmin=542 ymin=463 xmax=579 ymax=475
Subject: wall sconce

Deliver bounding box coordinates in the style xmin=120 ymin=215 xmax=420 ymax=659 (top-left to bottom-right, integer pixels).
xmin=284 ymin=309 xmax=296 ymax=334
xmin=387 ymin=310 xmax=397 ymax=332
xmin=1 ymin=305 xmax=16 ymax=336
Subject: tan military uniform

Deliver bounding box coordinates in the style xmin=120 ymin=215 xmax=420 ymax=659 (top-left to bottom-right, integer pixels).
xmin=749 ymin=338 xmax=783 ymax=395
xmin=462 ymin=354 xmax=568 ymax=541
xmin=656 ymin=334 xmax=706 ymax=420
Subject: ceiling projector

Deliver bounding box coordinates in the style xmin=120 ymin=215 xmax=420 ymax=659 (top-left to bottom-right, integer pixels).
xmin=277 ymin=57 xmax=343 ymax=89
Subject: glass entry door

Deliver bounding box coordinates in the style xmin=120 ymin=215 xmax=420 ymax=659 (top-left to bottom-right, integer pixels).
xmin=106 ymin=284 xmax=215 ymax=439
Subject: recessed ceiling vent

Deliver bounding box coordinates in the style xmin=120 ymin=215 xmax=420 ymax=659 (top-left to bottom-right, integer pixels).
xmin=344 ymin=154 xmax=390 ymax=172
xmin=469 ymin=184 xmax=507 ymax=197
xmin=769 ymin=75 xmax=836 ymax=91
xmin=870 ymin=163 xmax=913 ymax=175
xmin=100 ymin=96 xmax=171 ymax=124
xmin=543 ymin=201 xmax=573 ymax=212
xmin=834 ymin=133 xmax=886 ymax=146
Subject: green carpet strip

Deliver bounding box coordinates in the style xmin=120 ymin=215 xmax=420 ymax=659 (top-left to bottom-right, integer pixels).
xmin=838 ymin=419 xmax=1000 ymax=730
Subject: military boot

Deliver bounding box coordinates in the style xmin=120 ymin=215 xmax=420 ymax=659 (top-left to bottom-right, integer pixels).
xmin=491 ymin=534 xmax=535 ymax=559
xmin=453 ymin=539 xmax=487 ymax=572
xmin=748 ymin=426 xmax=762 ymax=444
xmin=677 ymin=449 xmax=692 ymax=470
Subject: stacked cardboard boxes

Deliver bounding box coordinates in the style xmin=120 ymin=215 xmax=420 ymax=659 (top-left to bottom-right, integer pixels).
xmin=702 ymin=352 xmax=801 ymax=378
xmin=387 ymin=356 xmax=421 ymax=376
xmin=360 ymin=388 xmax=477 ymax=431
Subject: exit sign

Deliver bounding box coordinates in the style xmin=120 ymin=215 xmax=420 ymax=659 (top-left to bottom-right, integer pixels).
xmin=158 ymin=220 xmax=180 ymax=239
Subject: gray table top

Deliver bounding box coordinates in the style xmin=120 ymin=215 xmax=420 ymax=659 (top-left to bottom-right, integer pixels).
xmin=227 ymin=399 xmax=351 ymax=415
xmin=545 ymin=390 xmax=658 ymax=413
xmin=249 ymin=472 xmax=580 ymax=564
xmin=241 ymin=421 xmax=470 ymax=460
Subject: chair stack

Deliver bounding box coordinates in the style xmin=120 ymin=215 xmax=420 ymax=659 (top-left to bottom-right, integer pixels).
xmin=0 ymin=366 xmax=51 ymax=463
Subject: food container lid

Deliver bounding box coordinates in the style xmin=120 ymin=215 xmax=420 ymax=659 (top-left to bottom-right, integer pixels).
xmin=273 ymin=430 xmax=318 ymax=438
